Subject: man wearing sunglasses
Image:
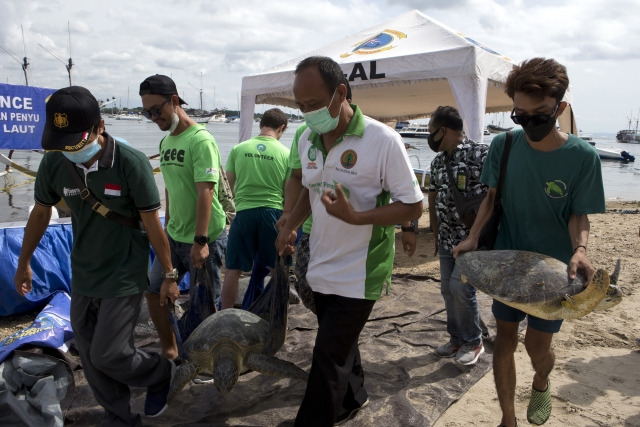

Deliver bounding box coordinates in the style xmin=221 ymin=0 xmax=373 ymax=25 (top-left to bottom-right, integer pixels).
xmin=14 ymin=86 xmax=180 ymax=422
xmin=140 ymin=75 xmax=227 ymax=360
xmin=454 ymin=58 xmax=605 ymax=427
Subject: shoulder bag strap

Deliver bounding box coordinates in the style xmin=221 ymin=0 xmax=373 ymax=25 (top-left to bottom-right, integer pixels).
xmin=495 ymin=131 xmax=512 ymax=202
xmin=64 ymin=159 xmax=143 ymax=229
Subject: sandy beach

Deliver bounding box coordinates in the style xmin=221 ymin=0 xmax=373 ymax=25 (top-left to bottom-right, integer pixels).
xmin=392 ymin=200 xmax=640 ymax=427
xmin=1 ymin=200 xmax=639 ymax=426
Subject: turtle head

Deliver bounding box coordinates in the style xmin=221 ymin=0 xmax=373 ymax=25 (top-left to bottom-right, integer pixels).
xmin=595 ymin=285 xmax=624 ymax=311
xmin=213 ymin=358 xmax=239 ymax=393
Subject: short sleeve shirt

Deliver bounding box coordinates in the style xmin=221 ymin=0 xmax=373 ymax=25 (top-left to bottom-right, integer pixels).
xmin=428 ymin=140 xmax=488 ymax=251
xmin=226 ymin=136 xmax=290 ymax=211
xmin=298 ymin=105 xmax=424 ymax=300
xmin=482 ymin=130 xmax=606 ymax=263
xmin=159 ymin=125 xmax=226 ymax=243
xmin=34 ymin=134 xmax=160 ymax=298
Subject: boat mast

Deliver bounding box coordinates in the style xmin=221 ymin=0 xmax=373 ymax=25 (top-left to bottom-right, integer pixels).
xmin=188 ymin=72 xmax=204 ymax=111
xmin=66 ymin=21 xmax=73 ymax=86
xmin=0 ymin=25 xmax=30 ymax=85
xmin=38 ymin=21 xmax=73 ymax=86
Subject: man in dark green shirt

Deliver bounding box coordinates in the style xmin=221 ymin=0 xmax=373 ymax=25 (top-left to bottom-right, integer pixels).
xmin=14 ymin=86 xmax=179 ymax=424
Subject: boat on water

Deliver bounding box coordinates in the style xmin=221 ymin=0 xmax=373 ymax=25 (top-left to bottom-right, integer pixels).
xmin=579 ymin=132 xmax=596 ymax=146
xmin=399 ymin=124 xmax=430 ymax=138
xmin=616 ymin=113 xmax=640 ymax=143
xmin=595 ymin=147 xmax=635 ymax=162
xmin=483 ymin=127 xmax=490 ymax=135
xmin=486 ymin=124 xmax=513 ymax=134
xmin=115 ymin=113 xmax=142 ymax=122
xmin=396 ymin=121 xmax=410 ymax=130
xmin=616 ymin=129 xmax=640 ymax=143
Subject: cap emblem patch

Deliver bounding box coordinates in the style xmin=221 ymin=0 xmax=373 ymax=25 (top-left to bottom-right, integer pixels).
xmin=54 ymin=113 xmax=69 ymax=129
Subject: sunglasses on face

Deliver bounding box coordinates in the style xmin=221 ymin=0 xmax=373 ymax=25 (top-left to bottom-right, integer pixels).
xmin=141 ymin=98 xmax=171 ymax=119
xmin=510 ymin=103 xmax=560 ymax=127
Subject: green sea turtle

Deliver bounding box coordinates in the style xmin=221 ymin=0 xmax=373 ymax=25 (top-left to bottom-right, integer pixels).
xmin=168 ymin=256 xmax=307 ymax=399
xmin=457 ymin=250 xmax=623 ymax=320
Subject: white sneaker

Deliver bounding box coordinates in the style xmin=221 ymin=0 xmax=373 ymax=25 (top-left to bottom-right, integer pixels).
xmin=455 ymin=343 xmax=484 ymax=365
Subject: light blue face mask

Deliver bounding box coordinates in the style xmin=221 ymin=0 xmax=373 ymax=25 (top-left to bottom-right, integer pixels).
xmin=62 ymin=136 xmax=101 ymax=163
xmin=302 ymin=88 xmax=342 ymax=134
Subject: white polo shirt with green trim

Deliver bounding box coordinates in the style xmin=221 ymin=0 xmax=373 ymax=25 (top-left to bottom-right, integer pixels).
xmin=299 ymin=105 xmax=423 ymax=300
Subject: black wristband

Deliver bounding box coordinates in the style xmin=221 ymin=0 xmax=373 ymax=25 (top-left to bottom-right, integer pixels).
xmin=574 ymin=245 xmax=587 ymax=253
xmin=401 ymin=220 xmax=416 ymax=232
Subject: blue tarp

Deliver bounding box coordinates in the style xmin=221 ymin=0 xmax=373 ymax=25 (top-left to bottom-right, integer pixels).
xmin=0 ymin=222 xmax=73 ymax=316
xmin=0 ymin=83 xmax=56 ymax=150
xmin=1 ymin=218 xmax=190 ymax=316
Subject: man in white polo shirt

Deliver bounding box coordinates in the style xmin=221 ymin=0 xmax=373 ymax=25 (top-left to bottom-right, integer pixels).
xmin=276 ymin=56 xmax=423 ymax=426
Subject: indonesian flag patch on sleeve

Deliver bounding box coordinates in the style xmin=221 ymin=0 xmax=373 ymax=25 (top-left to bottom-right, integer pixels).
xmin=104 ymin=183 xmax=122 ymax=196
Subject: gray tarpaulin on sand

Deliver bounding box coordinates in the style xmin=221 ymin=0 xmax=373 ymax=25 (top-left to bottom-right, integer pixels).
xmin=63 ymin=274 xmax=496 ymax=426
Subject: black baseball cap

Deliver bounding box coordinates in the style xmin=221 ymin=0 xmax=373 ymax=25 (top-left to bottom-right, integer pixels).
xmin=139 ymin=74 xmax=187 ymax=105
xmin=41 ymin=86 xmax=101 ymax=152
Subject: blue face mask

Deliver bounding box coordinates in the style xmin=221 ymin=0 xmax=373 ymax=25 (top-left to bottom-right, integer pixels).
xmin=62 ymin=136 xmax=101 ymax=163
xmin=302 ymin=88 xmax=342 ymax=134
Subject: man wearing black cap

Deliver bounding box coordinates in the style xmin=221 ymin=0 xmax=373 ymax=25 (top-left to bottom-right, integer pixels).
xmin=14 ymin=86 xmax=180 ymax=423
xmin=139 ymin=75 xmax=227 ymax=358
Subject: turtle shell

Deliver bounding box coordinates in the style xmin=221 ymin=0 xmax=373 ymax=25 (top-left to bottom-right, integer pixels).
xmin=457 ymin=250 xmax=587 ymax=304
xmin=184 ymin=309 xmax=269 ymax=356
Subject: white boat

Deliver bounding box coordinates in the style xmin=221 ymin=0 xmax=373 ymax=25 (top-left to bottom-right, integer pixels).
xmin=595 ymin=147 xmax=635 ymax=162
xmin=579 ymin=132 xmax=596 ymax=146
xmin=399 ymin=124 xmax=430 ymax=138
xmin=486 ymin=124 xmax=513 ymax=134
xmin=115 ymin=113 xmax=142 ymax=122
xmin=483 ymin=127 xmax=490 ymax=136
xmin=210 ymin=114 xmax=227 ymax=123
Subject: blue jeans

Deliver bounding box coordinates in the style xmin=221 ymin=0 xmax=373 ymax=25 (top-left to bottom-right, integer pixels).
xmin=438 ymin=245 xmax=482 ymax=347
xmin=149 ymin=231 xmax=226 ymax=304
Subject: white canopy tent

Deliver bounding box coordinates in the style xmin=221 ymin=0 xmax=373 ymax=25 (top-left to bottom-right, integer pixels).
xmin=240 ymin=10 xmax=576 ymax=143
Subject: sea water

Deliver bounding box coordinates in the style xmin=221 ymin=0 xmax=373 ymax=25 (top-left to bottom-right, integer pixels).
xmin=1 ymin=119 xmax=639 ymax=223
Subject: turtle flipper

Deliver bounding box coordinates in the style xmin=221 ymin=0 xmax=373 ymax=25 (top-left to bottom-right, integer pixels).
xmin=168 ymin=362 xmax=199 ymax=402
xmin=246 ymin=353 xmax=308 ymax=381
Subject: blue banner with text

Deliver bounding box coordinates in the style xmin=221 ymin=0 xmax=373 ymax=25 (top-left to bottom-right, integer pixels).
xmin=0 ymin=83 xmax=56 ymax=150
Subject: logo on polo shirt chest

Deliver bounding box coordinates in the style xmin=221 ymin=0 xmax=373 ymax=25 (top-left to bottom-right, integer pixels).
xmin=340 ymin=150 xmax=357 ymax=169
xmin=307 ymin=146 xmax=318 ymax=169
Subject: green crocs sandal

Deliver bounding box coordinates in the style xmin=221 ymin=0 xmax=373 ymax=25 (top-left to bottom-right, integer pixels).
xmin=527 ymin=380 xmax=551 ymax=425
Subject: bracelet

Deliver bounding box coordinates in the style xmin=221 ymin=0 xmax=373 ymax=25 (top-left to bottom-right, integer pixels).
xmin=574 ymin=245 xmax=587 ymax=253
xmin=401 ymin=220 xmax=416 ymax=232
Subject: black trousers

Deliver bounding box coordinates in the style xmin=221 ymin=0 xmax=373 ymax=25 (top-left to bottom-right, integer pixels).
xmin=295 ymin=292 xmax=375 ymax=426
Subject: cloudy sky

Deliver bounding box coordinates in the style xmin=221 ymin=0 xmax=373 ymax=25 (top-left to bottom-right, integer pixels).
xmin=1 ymin=0 xmax=638 ymax=133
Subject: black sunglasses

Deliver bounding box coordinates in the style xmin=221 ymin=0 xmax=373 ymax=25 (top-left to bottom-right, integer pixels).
xmin=510 ymin=103 xmax=560 ymax=127
xmin=141 ymin=98 xmax=171 ymax=119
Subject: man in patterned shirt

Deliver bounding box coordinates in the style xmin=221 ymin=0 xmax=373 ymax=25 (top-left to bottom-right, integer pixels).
xmin=427 ymin=105 xmax=488 ymax=366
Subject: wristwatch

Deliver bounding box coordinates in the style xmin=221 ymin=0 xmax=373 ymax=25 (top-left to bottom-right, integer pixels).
xmin=161 ymin=268 xmax=179 ymax=280
xmin=401 ymin=220 xmax=416 ymax=232
xmin=194 ymin=235 xmax=210 ymax=245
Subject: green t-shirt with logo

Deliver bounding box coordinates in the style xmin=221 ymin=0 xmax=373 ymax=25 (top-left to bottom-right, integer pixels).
xmin=160 ymin=125 xmax=226 ymax=243
xmin=482 ymin=130 xmax=605 ymax=264
xmin=225 ymin=135 xmax=290 ymax=211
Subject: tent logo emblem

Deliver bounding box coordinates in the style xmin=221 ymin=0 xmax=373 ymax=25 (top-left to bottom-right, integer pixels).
xmin=457 ymin=33 xmax=511 ymax=61
xmin=341 ymin=29 xmax=407 ymax=58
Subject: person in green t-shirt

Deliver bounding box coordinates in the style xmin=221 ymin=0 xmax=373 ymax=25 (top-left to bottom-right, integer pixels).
xmin=14 ymin=86 xmax=179 ymax=422
xmin=454 ymin=58 xmax=605 ymax=427
xmin=140 ymin=74 xmax=227 ymax=360
xmin=221 ymin=108 xmax=290 ymax=309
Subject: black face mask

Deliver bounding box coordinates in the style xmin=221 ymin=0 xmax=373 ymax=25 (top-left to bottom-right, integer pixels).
xmin=511 ymin=103 xmax=560 ymax=142
xmin=428 ymin=127 xmax=444 ymax=152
